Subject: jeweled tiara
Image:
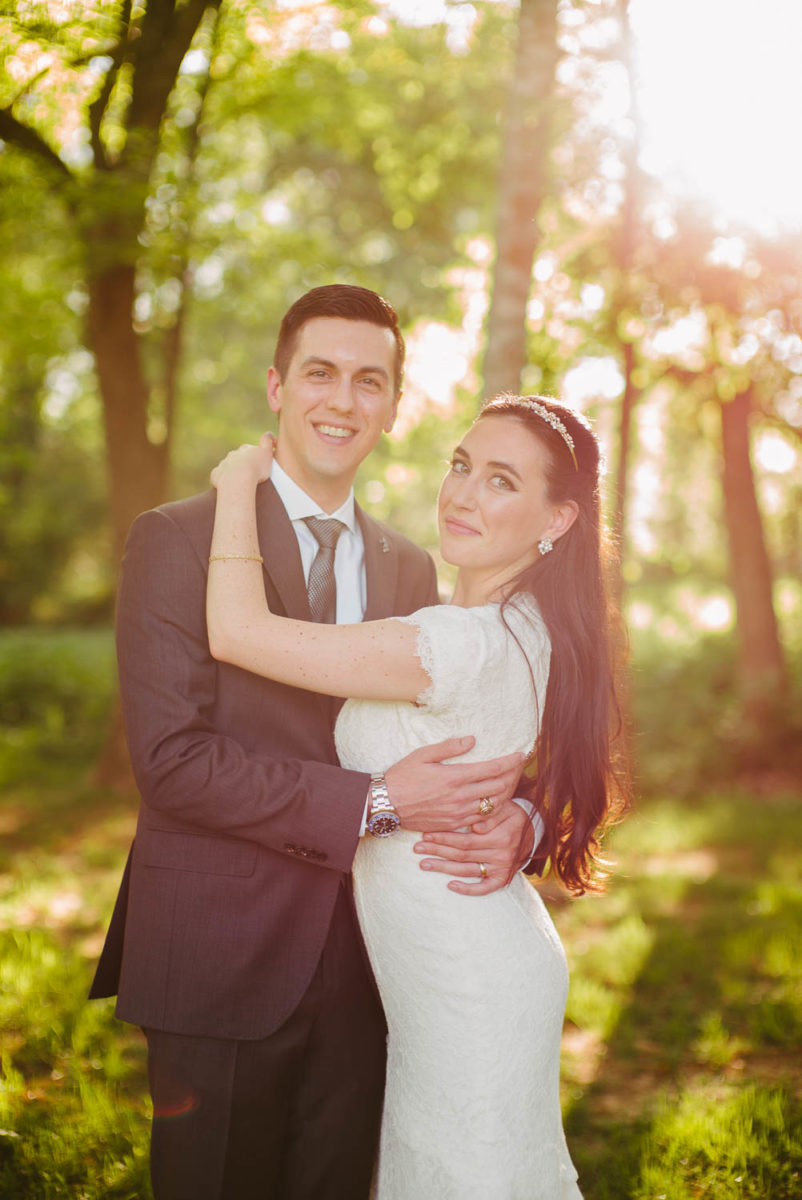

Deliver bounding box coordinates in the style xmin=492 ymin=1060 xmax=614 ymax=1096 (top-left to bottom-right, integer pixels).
xmin=488 ymin=395 xmax=578 ymax=469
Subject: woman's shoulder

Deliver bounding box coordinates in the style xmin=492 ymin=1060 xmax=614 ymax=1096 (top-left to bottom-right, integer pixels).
xmin=401 ymin=594 xmax=547 ymax=650
xmin=396 ymin=597 xmax=548 ymax=714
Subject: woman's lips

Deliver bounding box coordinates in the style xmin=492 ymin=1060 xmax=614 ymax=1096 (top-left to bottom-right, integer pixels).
xmin=443 ymin=515 xmax=480 ymax=536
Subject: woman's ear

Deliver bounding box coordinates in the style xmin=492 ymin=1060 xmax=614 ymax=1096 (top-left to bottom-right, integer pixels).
xmin=547 ymin=499 xmax=579 ymax=544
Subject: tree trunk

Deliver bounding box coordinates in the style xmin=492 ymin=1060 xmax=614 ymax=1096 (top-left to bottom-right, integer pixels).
xmin=482 ymin=0 xmax=560 ymax=400
xmin=609 ymin=0 xmax=644 ymax=610
xmin=87 ymin=256 xmax=169 ymax=563
xmin=611 ymin=339 xmax=637 ymax=609
xmin=720 ymin=387 xmax=788 ymax=755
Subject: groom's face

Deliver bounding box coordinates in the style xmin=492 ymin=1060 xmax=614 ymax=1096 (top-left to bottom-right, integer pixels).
xmin=267 ymin=316 xmax=399 ymax=510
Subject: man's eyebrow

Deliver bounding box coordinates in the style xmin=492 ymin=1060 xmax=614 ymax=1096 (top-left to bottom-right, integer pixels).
xmin=300 ymin=355 xmax=389 ymax=380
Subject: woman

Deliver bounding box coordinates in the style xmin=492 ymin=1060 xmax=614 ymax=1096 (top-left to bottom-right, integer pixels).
xmin=206 ymin=394 xmax=624 ymax=1199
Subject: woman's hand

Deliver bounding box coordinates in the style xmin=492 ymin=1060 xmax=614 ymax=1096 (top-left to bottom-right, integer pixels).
xmin=210 ymin=432 xmax=275 ymax=490
xmin=413 ymin=800 xmax=536 ymax=896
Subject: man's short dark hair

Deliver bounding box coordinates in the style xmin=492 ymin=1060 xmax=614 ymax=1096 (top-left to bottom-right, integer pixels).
xmin=274 ymin=284 xmax=405 ymax=395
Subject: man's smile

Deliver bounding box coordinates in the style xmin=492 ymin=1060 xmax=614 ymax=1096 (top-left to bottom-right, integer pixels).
xmin=313 ymin=423 xmax=356 ymax=440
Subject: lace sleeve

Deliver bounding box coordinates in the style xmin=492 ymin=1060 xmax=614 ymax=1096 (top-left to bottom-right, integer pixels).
xmin=396 ymin=604 xmax=515 ymax=714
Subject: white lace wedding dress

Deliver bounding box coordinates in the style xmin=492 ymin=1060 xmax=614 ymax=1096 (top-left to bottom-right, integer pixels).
xmin=335 ymin=598 xmax=582 ymax=1200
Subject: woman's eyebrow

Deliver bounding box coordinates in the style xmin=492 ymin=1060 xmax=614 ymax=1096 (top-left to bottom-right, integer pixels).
xmin=487 ymin=458 xmax=522 ymax=482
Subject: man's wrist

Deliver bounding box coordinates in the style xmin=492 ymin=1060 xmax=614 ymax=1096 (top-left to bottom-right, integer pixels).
xmin=365 ymin=772 xmax=401 ymax=838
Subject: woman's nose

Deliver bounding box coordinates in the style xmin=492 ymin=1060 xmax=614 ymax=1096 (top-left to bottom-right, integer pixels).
xmin=452 ymin=477 xmax=478 ymax=509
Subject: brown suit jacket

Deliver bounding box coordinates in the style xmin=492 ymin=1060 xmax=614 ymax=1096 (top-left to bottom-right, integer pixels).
xmin=90 ymin=481 xmax=439 ymax=1040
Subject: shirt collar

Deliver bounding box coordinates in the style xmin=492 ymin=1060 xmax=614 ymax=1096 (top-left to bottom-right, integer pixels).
xmin=270 ymin=459 xmax=357 ymax=532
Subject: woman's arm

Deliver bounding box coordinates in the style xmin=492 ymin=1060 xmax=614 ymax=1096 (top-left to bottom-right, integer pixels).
xmin=206 ymin=440 xmax=430 ymax=703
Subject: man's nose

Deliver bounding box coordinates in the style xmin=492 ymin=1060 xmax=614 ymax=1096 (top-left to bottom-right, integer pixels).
xmin=326 ymin=376 xmax=356 ymax=413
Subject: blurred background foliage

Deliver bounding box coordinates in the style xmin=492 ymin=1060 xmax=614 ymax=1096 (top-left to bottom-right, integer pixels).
xmin=1 ymin=2 xmax=801 ymax=1195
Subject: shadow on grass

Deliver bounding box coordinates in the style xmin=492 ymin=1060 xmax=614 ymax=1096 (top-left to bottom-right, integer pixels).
xmin=561 ymin=792 xmax=802 ymax=1200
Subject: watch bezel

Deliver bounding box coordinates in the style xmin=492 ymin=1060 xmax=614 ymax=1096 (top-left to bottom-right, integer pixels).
xmin=366 ymin=809 xmax=401 ymax=838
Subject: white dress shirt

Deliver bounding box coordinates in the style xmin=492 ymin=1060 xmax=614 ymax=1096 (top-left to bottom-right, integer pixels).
xmin=269 ymin=460 xmax=367 ymax=624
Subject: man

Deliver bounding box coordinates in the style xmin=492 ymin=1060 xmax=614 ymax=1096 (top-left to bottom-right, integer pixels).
xmin=91 ymin=285 xmax=534 ymax=1200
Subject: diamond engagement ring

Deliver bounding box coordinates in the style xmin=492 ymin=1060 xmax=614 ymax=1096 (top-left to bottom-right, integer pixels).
xmin=478 ymin=798 xmax=495 ymax=816
xmin=478 ymin=863 xmax=488 ymax=879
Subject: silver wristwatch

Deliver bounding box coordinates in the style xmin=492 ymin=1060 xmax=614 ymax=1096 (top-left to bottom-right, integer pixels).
xmin=366 ymin=773 xmax=401 ymax=838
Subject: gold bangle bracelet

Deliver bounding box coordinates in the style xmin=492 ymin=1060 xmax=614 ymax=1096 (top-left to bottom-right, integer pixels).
xmin=209 ymin=553 xmax=264 ymax=563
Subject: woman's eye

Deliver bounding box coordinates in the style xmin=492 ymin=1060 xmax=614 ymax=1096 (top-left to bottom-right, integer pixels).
xmin=491 ymin=475 xmax=514 ymax=490
xmin=449 ymin=459 xmax=469 ymax=475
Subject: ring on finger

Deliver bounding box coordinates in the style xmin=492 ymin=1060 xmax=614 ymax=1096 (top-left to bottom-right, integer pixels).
xmin=478 ymin=862 xmax=488 ymax=879
xmin=477 ymin=797 xmax=495 ymax=816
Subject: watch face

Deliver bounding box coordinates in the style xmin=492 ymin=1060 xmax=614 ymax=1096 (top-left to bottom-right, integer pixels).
xmin=368 ymin=812 xmax=400 ymax=838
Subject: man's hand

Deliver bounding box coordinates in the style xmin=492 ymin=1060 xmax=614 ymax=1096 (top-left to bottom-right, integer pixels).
xmin=384 ymin=737 xmax=523 ymax=834
xmin=413 ymin=802 xmax=535 ymax=896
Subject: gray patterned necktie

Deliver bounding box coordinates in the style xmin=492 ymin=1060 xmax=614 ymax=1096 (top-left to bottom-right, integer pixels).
xmin=304 ymin=517 xmax=346 ymax=623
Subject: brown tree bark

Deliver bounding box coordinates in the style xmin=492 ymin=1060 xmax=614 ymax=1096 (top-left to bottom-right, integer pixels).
xmin=720 ymin=386 xmax=788 ymax=755
xmin=482 ymin=0 xmax=560 ymax=400
xmin=86 ymin=254 xmax=170 ymax=563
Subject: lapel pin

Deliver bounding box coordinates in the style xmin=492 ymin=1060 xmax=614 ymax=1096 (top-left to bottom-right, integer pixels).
xmin=380 ymin=537 xmax=390 ymax=554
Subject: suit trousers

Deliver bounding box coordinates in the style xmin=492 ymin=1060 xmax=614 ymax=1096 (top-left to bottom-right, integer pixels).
xmin=145 ymin=883 xmax=387 ymax=1200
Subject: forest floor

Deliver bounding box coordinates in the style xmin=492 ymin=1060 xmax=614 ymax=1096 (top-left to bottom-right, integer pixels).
xmin=1 ymin=774 xmax=801 ymax=1199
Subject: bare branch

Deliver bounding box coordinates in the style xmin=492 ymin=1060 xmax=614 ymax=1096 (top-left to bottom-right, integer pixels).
xmin=88 ymin=0 xmax=134 ymax=169
xmin=124 ymin=0 xmax=220 ymax=161
xmin=0 ymin=108 xmax=73 ymax=182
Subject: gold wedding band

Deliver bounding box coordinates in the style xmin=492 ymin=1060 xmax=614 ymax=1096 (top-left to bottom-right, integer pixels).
xmin=478 ymin=862 xmax=488 ymax=879
xmin=478 ymin=797 xmax=495 ymax=816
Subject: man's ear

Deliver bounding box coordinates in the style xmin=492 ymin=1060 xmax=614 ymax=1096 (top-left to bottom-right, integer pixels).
xmin=383 ymin=392 xmax=401 ymax=434
xmin=548 ymin=499 xmax=579 ymax=544
xmin=267 ymin=366 xmax=282 ymax=415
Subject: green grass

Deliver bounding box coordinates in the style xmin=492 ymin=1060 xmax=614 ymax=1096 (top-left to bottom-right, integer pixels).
xmin=553 ymin=791 xmax=802 ymax=1199
xmin=0 ymin=779 xmax=149 ymax=1199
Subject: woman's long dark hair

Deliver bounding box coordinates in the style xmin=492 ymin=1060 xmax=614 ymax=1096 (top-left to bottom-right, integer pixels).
xmin=479 ymin=394 xmax=629 ymax=895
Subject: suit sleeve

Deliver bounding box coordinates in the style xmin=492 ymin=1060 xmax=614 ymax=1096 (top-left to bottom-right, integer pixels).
xmin=116 ymin=507 xmax=368 ymax=873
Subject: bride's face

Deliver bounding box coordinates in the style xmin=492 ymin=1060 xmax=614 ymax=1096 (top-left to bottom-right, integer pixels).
xmin=437 ymin=416 xmax=568 ymax=585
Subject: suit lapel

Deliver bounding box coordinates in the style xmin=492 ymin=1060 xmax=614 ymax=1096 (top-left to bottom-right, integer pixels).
xmin=255 ymin=481 xmax=312 ymax=620
xmin=358 ymin=505 xmax=398 ymax=621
